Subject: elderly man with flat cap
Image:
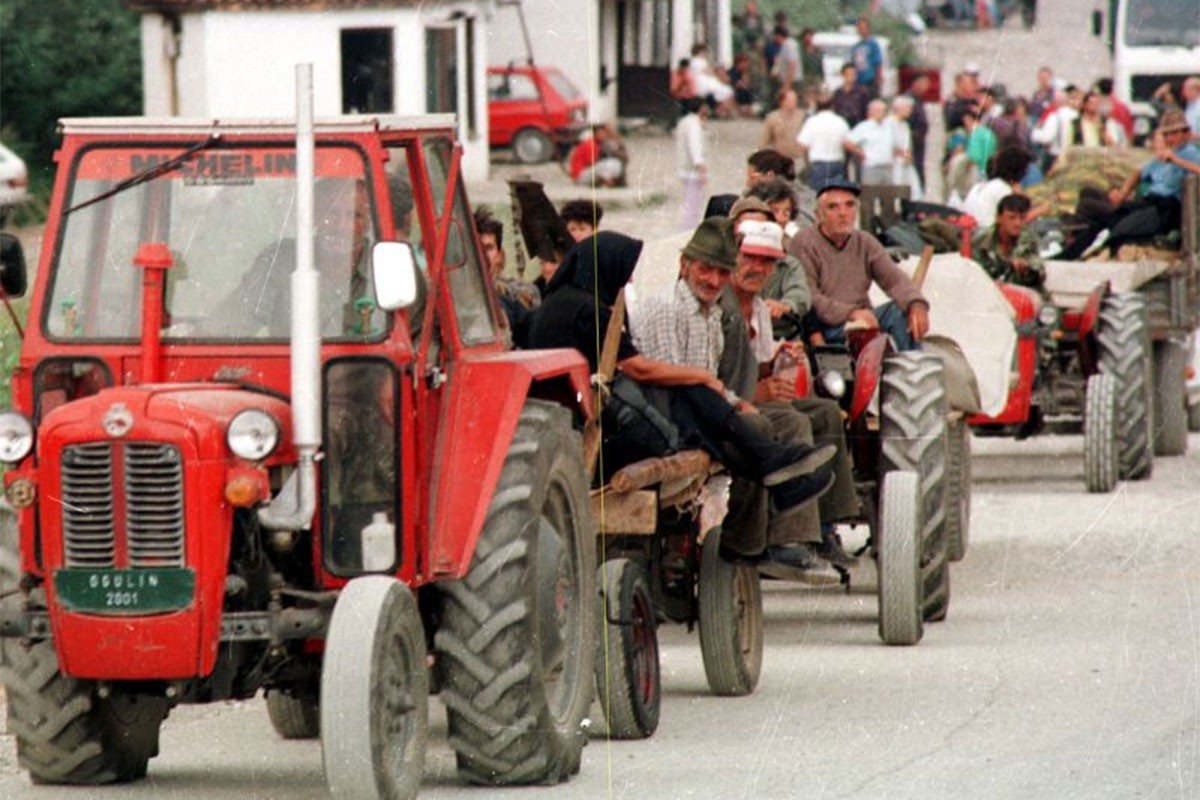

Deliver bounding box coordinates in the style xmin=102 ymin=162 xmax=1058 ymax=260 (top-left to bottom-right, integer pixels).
xmin=788 ymin=178 xmax=929 ymax=350
xmin=629 ymin=217 xmax=836 ymax=569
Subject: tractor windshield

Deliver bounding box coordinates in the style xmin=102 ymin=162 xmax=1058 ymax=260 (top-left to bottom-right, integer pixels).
xmin=46 ymin=143 xmax=386 ymax=342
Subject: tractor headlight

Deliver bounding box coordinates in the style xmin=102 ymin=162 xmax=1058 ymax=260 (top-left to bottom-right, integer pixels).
xmin=1037 ymin=304 xmax=1060 ymax=328
xmin=227 ymin=409 xmax=280 ymax=461
xmin=0 ymin=412 xmax=33 ymax=463
xmin=820 ymin=370 xmax=847 ymax=399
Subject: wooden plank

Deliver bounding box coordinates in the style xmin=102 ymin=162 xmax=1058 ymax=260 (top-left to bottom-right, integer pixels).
xmin=609 ymin=450 xmax=712 ymax=493
xmin=591 ymin=489 xmax=658 ymax=535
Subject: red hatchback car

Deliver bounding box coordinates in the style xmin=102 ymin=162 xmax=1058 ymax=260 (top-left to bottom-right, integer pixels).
xmin=487 ymin=64 xmax=588 ymax=164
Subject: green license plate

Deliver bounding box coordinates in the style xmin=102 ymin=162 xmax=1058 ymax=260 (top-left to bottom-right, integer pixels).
xmin=54 ymin=568 xmax=195 ymax=614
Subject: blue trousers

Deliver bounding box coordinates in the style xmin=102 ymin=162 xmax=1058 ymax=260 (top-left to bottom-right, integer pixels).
xmin=807 ymin=160 xmax=846 ymax=192
xmin=809 ymin=301 xmax=918 ymax=352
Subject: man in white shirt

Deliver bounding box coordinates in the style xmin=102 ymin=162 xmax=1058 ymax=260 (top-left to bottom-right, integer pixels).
xmin=797 ymin=92 xmax=850 ymax=191
xmin=845 ymin=99 xmax=895 ymax=185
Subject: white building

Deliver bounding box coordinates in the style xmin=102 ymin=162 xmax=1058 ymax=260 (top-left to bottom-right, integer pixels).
xmin=131 ymin=0 xmax=494 ymax=182
xmin=486 ymin=0 xmax=733 ymax=124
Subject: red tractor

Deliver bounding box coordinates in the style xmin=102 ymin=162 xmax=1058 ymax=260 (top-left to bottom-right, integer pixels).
xmin=966 ymin=281 xmax=1153 ymax=493
xmin=0 ymin=84 xmax=597 ymax=797
xmin=801 ymin=326 xmax=962 ymax=645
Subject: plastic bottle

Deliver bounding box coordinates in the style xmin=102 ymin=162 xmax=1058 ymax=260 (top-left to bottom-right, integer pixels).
xmin=773 ymin=349 xmax=801 ymax=394
xmin=361 ymin=511 xmax=396 ymax=572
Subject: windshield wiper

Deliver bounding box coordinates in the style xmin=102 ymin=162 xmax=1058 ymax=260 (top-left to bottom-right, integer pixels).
xmin=66 ymin=133 xmax=222 ymax=216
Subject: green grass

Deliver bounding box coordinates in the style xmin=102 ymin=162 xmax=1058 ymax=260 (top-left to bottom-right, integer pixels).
xmin=0 ymin=298 xmax=28 ymax=409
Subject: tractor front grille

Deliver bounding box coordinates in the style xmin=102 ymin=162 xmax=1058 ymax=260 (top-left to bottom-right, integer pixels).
xmin=60 ymin=442 xmax=185 ymax=568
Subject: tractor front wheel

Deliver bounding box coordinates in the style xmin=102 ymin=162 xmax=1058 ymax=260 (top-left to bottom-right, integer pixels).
xmin=1084 ymin=373 xmax=1119 ymax=493
xmin=0 ymin=507 xmax=170 ymax=785
xmin=320 ymin=576 xmax=429 ymax=800
xmin=877 ymin=471 xmax=924 ymax=646
xmin=698 ymin=527 xmax=764 ymax=696
xmin=436 ymin=400 xmax=595 ymax=785
xmin=595 ymin=558 xmax=661 ymax=740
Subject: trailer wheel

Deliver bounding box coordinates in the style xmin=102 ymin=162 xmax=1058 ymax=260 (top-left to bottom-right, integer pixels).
xmin=877 ymin=471 xmax=924 ymax=646
xmin=1097 ymin=292 xmax=1152 ymax=479
xmin=0 ymin=509 xmax=170 ymax=785
xmin=698 ymin=527 xmax=763 ymax=696
xmin=321 ymin=576 xmax=428 ymax=800
xmin=513 ymin=127 xmax=555 ymax=164
xmin=595 ymin=558 xmax=660 ymax=740
xmin=1152 ymin=340 xmax=1188 ymax=456
xmin=436 ymin=400 xmax=595 ymax=785
xmin=266 ymin=685 xmax=320 ymax=739
xmin=1084 ymin=373 xmax=1119 ymax=493
xmin=880 ymin=351 xmax=951 ymax=628
xmin=944 ymin=416 xmax=971 ymax=563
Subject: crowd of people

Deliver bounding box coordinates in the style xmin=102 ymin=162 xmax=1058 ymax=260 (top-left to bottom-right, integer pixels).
xmin=476 ymin=154 xmax=939 ymax=573
xmin=477 ymin=5 xmax=1200 ymax=572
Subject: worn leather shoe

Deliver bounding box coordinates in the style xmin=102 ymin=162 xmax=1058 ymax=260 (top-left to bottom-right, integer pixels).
xmin=770 ymin=465 xmax=835 ymax=513
xmin=762 ymin=442 xmax=837 ymax=487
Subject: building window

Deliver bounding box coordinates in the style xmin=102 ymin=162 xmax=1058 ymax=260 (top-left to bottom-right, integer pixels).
xmin=341 ymin=28 xmax=394 ymax=113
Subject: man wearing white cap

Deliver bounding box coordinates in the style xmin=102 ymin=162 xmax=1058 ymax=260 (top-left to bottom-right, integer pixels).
xmin=721 ymin=217 xmax=860 ymax=567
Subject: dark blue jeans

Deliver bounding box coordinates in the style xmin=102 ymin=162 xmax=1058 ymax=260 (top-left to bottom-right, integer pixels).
xmin=807 ymin=160 xmax=846 ymax=192
xmin=808 ymin=301 xmax=918 ymax=352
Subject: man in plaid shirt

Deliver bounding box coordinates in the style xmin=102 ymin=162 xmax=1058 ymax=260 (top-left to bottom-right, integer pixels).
xmin=628 ymin=216 xmax=834 ymax=569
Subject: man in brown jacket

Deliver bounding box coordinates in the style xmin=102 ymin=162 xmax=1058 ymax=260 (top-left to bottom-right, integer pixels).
xmin=788 ymin=178 xmax=929 ymax=350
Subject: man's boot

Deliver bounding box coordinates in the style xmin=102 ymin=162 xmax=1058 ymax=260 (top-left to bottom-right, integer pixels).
xmin=723 ymin=411 xmax=837 ymax=485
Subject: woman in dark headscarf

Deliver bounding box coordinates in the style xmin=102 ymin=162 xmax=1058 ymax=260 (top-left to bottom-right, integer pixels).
xmin=528 ymin=231 xmax=642 ymax=369
xmin=527 ymin=231 xmax=836 ymax=515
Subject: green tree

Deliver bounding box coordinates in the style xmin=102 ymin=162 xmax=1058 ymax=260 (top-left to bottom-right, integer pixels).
xmin=0 ymin=0 xmax=142 ymax=205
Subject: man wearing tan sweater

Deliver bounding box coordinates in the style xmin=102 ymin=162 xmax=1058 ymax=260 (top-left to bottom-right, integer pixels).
xmin=788 ymin=178 xmax=929 ymax=350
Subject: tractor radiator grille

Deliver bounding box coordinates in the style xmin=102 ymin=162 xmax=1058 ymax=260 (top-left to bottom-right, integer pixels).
xmin=61 ymin=442 xmax=185 ymax=568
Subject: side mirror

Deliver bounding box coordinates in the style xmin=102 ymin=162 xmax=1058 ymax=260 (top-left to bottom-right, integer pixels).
xmin=0 ymin=233 xmax=27 ymax=298
xmin=1091 ymin=9 xmax=1103 ymax=37
xmin=371 ymin=241 xmax=419 ymax=311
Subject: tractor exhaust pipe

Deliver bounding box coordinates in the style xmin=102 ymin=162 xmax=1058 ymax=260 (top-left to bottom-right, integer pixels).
xmin=260 ymin=63 xmax=320 ymax=532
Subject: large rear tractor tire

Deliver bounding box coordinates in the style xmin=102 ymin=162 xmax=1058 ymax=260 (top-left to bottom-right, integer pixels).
xmin=698 ymin=527 xmax=763 ymax=696
xmin=877 ymin=471 xmax=924 ymax=646
xmin=436 ymin=400 xmax=596 ymax=785
xmin=266 ymin=685 xmax=320 ymax=740
xmin=944 ymin=416 xmax=971 ymax=563
xmin=1084 ymin=373 xmax=1119 ymax=493
xmin=321 ymin=576 xmax=429 ymax=800
xmin=1097 ymin=292 xmax=1152 ymax=479
xmin=595 ymin=558 xmax=660 ymax=740
xmin=1152 ymin=339 xmax=1188 ymax=456
xmin=0 ymin=507 xmax=170 ymax=785
xmin=880 ymin=351 xmax=951 ymax=627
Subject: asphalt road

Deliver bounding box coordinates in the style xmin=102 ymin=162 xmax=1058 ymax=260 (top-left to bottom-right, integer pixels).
xmin=7 ymin=2 xmax=1195 ymax=798
xmin=2 ymin=433 xmax=1198 ymax=799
